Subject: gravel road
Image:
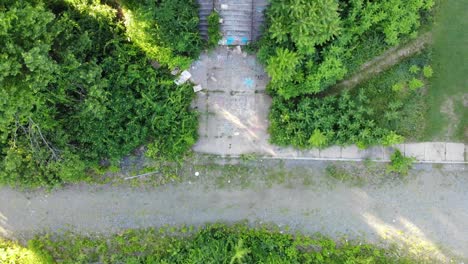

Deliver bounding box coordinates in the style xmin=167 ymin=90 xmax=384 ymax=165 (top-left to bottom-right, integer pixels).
xmin=0 ymin=161 xmax=466 ymax=262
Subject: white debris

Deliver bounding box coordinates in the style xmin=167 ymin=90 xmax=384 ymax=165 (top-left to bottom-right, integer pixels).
xmin=234 ymin=132 xmax=240 ymax=136
xmin=221 ymin=4 xmax=229 ymax=10
xmin=171 ymin=68 xmax=180 ymax=75
xmin=193 ymin=84 xmax=203 ymax=93
xmin=219 ymin=18 xmax=224 ymax=24
xmin=195 ymin=171 xmax=200 ymax=177
xmin=234 ymin=45 xmax=242 ymax=54
xmin=210 ymin=76 xmax=217 ymax=82
xmin=174 ymin=70 xmax=191 ymax=85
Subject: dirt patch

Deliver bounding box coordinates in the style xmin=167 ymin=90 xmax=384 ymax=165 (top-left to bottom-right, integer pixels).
xmin=462 ymin=93 xmax=468 ymax=107
xmin=440 ymin=97 xmax=461 ymax=140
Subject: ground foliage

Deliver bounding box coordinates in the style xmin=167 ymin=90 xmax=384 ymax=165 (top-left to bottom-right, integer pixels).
xmin=269 ymin=52 xmax=432 ymax=149
xmin=207 ymin=11 xmax=222 ymax=49
xmin=258 ymin=0 xmax=434 ymax=98
xmin=259 ymin=0 xmax=434 ymax=148
xmin=0 ymin=0 xmax=202 ymax=187
xmin=1 ymin=223 xmax=418 ymax=263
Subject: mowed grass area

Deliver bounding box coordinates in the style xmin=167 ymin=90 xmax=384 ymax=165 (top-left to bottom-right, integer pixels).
xmin=425 ymin=0 xmax=468 ymax=142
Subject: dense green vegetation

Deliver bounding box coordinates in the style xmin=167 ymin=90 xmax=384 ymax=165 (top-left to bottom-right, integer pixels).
xmin=270 ymin=52 xmax=432 ymax=148
xmin=0 ymin=0 xmax=203 ymax=187
xmin=2 ymin=223 xmax=418 ymax=263
xmin=207 ymin=11 xmax=222 ymax=48
xmin=258 ymin=0 xmax=435 ymax=148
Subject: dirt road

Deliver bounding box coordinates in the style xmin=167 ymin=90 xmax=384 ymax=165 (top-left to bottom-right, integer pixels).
xmin=0 ymin=161 xmax=466 ymax=262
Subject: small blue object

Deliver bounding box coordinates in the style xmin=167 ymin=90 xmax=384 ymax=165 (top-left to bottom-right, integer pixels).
xmin=226 ymin=37 xmax=235 ymax=45
xmin=241 ymin=37 xmax=248 ymax=44
xmin=244 ymin=78 xmax=254 ymax=88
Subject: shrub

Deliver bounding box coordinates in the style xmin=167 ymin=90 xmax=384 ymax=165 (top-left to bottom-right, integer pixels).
xmin=409 ymin=65 xmax=421 ymax=74
xmin=409 ymin=78 xmax=424 ymax=90
xmin=269 ymin=91 xmax=392 ymax=148
xmin=387 ymin=150 xmax=415 ymax=175
xmin=308 ymin=129 xmax=328 ymax=148
xmin=207 ymin=11 xmax=222 ymax=48
xmin=0 ymin=0 xmax=201 ymax=187
xmin=258 ymin=0 xmax=434 ymax=98
xmin=423 ymin=65 xmax=433 ymax=78
xmin=392 ymin=82 xmax=406 ymax=92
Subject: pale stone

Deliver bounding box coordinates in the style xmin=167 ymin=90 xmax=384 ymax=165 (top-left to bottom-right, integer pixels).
xmin=320 ymin=146 xmax=342 ymax=159
xmin=404 ymin=143 xmax=426 ymax=160
xmin=193 ymin=84 xmax=203 ymax=93
xmin=341 ymin=145 xmax=362 ymax=159
xmin=424 ymin=142 xmax=446 ymax=162
xmin=174 ymin=70 xmax=191 ymax=85
xmin=298 ymin=148 xmax=320 ymax=159
xmin=446 ymin=143 xmax=465 ymax=162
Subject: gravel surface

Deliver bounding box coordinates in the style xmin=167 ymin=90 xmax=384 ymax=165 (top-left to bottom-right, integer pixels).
xmin=0 ymin=161 xmax=466 ymax=262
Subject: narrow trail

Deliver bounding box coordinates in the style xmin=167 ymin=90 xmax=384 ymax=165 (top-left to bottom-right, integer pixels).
xmin=326 ymin=32 xmax=433 ymax=96
xmin=0 ymin=161 xmax=467 ymax=262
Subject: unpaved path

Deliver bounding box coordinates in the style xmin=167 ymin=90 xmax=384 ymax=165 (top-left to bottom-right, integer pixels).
xmin=327 ymin=32 xmax=433 ymax=95
xmin=0 ymin=161 xmax=467 ymax=262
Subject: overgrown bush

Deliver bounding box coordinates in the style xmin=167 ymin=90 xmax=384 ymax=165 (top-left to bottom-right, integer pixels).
xmin=269 ymin=51 xmax=432 ymax=149
xmin=387 ymin=150 xmax=415 ymax=175
xmin=0 ymin=0 xmax=201 ymax=187
xmin=16 ymin=223 xmax=416 ymax=263
xmin=207 ymin=11 xmax=222 ymax=48
xmin=269 ymin=91 xmax=393 ymax=149
xmin=119 ymin=0 xmax=203 ymax=69
xmin=258 ymin=0 xmax=434 ymax=98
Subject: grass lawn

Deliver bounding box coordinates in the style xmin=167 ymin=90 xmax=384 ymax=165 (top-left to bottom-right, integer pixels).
xmin=424 ymin=0 xmax=468 ymax=142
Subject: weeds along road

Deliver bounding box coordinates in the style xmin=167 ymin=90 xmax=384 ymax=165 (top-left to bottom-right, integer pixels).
xmin=0 ymin=160 xmax=467 ymax=261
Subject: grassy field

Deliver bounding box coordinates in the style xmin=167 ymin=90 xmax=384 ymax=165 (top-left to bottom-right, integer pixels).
xmin=424 ymin=0 xmax=468 ymax=141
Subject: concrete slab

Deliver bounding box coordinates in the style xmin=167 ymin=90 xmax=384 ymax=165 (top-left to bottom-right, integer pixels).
xmin=446 ymin=143 xmax=465 ymax=162
xmin=341 ymin=145 xmax=362 ymax=159
xmin=320 ymin=146 xmax=342 ymax=159
xmin=190 ymin=47 xmax=272 ymax=156
xmin=298 ymin=149 xmax=320 ymax=159
xmin=383 ymin=144 xmax=405 ymax=161
xmin=360 ymin=146 xmax=384 ymax=160
xmin=424 ymin=142 xmax=446 ymax=162
xmin=404 ymin=143 xmax=426 ymax=160
xmin=270 ymin=147 xmax=300 ymax=158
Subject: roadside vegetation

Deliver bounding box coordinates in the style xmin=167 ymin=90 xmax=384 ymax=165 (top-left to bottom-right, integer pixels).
xmin=0 ymin=0 xmax=203 ymax=187
xmin=2 ymin=223 xmax=420 ymax=263
xmin=258 ymin=0 xmax=436 ymax=149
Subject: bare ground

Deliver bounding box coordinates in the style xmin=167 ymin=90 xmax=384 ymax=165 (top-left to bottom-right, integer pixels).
xmin=0 ymin=160 xmax=467 ymax=262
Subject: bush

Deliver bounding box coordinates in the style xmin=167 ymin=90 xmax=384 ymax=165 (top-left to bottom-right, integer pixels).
xmin=269 ymin=91 xmax=396 ymax=148
xmin=258 ymin=0 xmax=434 ymax=98
xmin=423 ymin=65 xmax=433 ymax=78
xmin=387 ymin=150 xmax=415 ymax=175
xmin=409 ymin=78 xmax=424 ymax=90
xmin=207 ymin=11 xmax=222 ymax=48
xmin=0 ymin=0 xmax=201 ymax=187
